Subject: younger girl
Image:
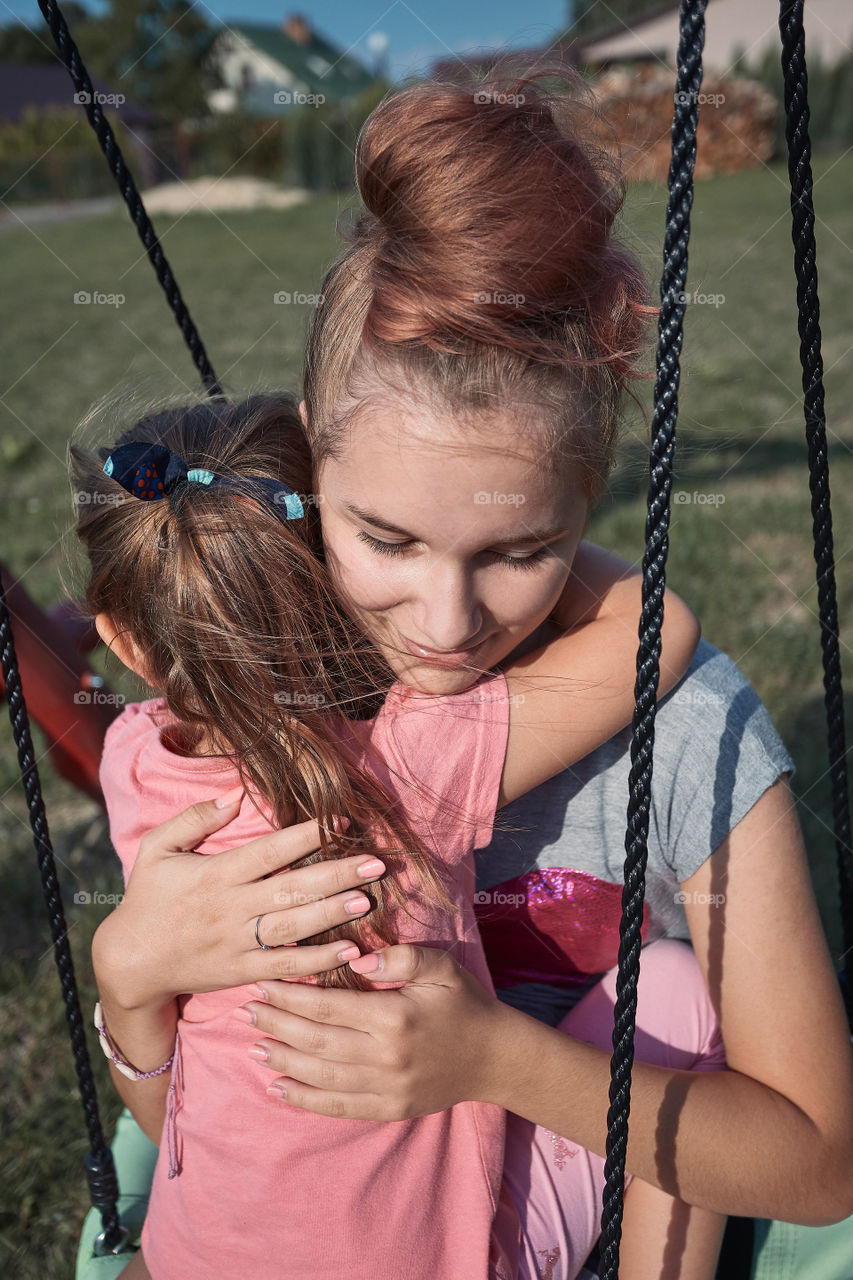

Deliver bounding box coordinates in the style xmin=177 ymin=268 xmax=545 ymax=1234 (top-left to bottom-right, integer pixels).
xmin=74 ymin=391 xmax=719 ymax=1279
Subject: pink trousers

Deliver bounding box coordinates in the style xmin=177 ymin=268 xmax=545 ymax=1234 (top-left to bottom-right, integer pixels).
xmin=500 ymin=938 xmax=728 ymax=1280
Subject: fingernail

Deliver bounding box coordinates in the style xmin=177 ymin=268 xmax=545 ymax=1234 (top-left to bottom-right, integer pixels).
xmin=344 ymin=894 xmax=371 ymax=915
xmin=266 ymin=1084 xmax=287 ymax=1099
xmin=357 ymin=858 xmax=385 ymax=878
xmin=251 ymin=984 xmax=269 ymax=1001
xmin=248 ymin=1044 xmax=269 ymax=1061
xmin=330 ymin=815 xmax=351 ymax=833
xmin=337 ymin=945 xmax=360 ymax=962
xmin=236 ymin=1005 xmax=256 ymax=1025
xmin=214 ymin=785 xmax=244 ymax=809
xmin=349 ymin=952 xmax=381 ymax=974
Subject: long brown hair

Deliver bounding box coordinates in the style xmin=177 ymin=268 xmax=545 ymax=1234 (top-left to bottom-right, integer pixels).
xmin=303 ymin=59 xmax=657 ymax=501
xmin=70 ymin=390 xmax=456 ymax=990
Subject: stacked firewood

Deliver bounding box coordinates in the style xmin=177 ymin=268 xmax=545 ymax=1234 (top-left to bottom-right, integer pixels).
xmin=587 ymin=63 xmax=779 ymax=180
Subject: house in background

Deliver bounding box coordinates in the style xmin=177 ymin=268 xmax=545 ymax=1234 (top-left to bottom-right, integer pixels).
xmin=579 ymin=0 xmax=853 ymax=71
xmin=208 ymin=12 xmax=376 ymax=115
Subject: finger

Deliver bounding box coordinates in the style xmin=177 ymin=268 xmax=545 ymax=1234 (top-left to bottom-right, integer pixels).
xmin=251 ymin=975 xmax=389 ymax=1034
xmin=217 ymin=816 xmax=330 ymax=884
xmin=243 ymin=999 xmax=371 ymax=1063
xmin=248 ymin=1035 xmax=373 ymax=1095
xmin=347 ymin=943 xmax=451 ymax=985
xmin=257 ymin=851 xmax=387 ymax=913
xmin=264 ymin=1076 xmax=390 ymax=1121
xmin=251 ymin=882 xmax=378 ymax=948
xmin=236 ymin=939 xmax=367 ymax=985
xmin=137 ymin=789 xmax=247 ymax=858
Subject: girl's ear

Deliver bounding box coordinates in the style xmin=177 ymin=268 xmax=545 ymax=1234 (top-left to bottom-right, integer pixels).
xmin=298 ymin=400 xmax=308 ymax=429
xmin=94 ymin=613 xmax=152 ymax=683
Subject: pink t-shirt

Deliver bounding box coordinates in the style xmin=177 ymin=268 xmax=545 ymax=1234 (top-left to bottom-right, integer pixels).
xmin=100 ymin=671 xmax=521 ymax=1280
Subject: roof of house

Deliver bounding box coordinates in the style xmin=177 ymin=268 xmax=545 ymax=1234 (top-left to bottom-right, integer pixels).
xmin=223 ymin=20 xmax=375 ymax=100
xmin=0 ymin=62 xmax=156 ymax=126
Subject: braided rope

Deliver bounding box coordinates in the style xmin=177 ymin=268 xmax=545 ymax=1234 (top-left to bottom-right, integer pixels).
xmin=37 ymin=0 xmax=222 ymax=397
xmin=779 ymin=0 xmax=853 ymax=1025
xmin=597 ymin=2 xmax=707 ymax=1275
xmin=0 ymin=576 xmax=124 ymax=1250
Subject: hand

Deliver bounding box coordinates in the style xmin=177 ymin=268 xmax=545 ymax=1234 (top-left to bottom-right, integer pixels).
xmin=93 ymin=792 xmax=387 ymax=1008
xmin=243 ymin=943 xmax=513 ymax=1120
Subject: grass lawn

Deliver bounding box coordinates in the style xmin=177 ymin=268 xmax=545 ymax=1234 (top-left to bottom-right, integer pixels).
xmin=1 ymin=152 xmax=852 ymax=1276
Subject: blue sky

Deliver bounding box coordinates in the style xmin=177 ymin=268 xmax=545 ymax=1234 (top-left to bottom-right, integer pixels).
xmin=7 ymin=2 xmax=573 ymax=84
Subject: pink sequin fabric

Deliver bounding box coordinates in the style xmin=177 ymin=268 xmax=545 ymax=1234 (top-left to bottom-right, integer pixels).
xmin=474 ymin=866 xmax=650 ymax=991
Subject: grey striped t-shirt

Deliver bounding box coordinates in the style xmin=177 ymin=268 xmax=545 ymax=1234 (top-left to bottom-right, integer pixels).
xmin=474 ymin=638 xmax=796 ymax=1026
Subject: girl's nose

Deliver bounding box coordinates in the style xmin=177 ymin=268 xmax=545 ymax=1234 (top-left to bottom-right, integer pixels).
xmin=409 ymin=567 xmax=483 ymax=652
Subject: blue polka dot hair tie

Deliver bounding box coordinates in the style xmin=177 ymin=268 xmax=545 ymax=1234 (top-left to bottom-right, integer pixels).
xmin=101 ymin=442 xmax=304 ymax=520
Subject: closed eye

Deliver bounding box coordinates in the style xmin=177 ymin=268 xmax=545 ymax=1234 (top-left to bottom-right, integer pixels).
xmin=356 ymin=530 xmax=551 ymax=570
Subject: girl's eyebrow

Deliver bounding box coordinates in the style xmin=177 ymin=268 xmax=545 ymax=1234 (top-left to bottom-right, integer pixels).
xmin=345 ymin=502 xmax=573 ymax=546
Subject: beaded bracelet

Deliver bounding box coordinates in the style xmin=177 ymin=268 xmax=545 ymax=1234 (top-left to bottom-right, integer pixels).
xmin=93 ymin=1000 xmax=175 ymax=1082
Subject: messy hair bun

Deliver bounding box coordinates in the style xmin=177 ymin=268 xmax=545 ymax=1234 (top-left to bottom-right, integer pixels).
xmin=304 ymin=61 xmax=656 ymax=501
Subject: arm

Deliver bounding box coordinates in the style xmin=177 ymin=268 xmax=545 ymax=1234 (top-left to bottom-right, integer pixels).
xmin=245 ymin=778 xmax=853 ymax=1226
xmin=483 ymin=776 xmax=853 ymax=1224
xmin=92 ymin=926 xmax=178 ymax=1146
xmin=499 ymin=542 xmax=700 ymax=805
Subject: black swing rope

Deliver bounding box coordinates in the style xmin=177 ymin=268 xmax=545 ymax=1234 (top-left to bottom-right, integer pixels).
xmin=598 ymin=0 xmax=707 ymax=1273
xmin=0 ymin=0 xmax=844 ymax=1271
xmin=779 ymin=0 xmax=853 ymax=1025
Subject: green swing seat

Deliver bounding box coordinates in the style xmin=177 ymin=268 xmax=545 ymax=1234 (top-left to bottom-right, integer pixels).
xmin=75 ymin=1109 xmax=157 ymax=1278
xmin=75 ymin=1108 xmax=853 ymax=1280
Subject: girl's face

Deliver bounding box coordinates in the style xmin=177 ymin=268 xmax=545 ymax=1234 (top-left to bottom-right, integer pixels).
xmin=316 ymin=401 xmax=590 ymax=696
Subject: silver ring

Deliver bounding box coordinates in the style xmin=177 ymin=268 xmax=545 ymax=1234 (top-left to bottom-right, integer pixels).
xmin=254 ymin=915 xmax=271 ymax=950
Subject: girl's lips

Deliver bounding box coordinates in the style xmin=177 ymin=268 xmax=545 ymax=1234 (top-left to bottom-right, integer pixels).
xmin=399 ymin=634 xmax=487 ymax=670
